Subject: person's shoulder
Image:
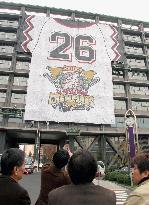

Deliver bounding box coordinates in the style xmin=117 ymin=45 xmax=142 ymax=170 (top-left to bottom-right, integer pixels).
xmin=0 ymin=176 xmax=18 ymax=187
xmin=16 ymin=184 xmax=31 ymax=204
xmin=94 ymin=185 xmax=115 ymax=197
xmin=94 ymin=184 xmax=113 ymax=192
xmin=130 ymin=182 xmax=149 ymax=197
xmin=53 ymin=184 xmax=72 ymax=192
xmin=41 ymin=163 xmax=52 ymax=173
xmin=1 ymin=177 xmax=29 ymax=195
xmin=11 ymin=181 xmax=28 ymax=196
xmin=49 ymin=184 xmax=71 ymax=196
xmin=17 ymin=182 xmax=27 ymax=191
xmin=42 ymin=163 xmax=51 ymax=169
xmin=17 ymin=184 xmax=30 ymax=199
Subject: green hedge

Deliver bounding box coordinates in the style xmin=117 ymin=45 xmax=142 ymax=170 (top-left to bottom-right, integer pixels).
xmin=104 ymin=171 xmax=131 ymax=186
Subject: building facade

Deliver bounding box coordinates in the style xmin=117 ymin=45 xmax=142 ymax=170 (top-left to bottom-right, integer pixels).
xmin=0 ymin=2 xmax=149 ymax=166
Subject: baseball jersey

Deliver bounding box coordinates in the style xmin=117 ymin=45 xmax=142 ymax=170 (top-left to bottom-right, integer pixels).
xmin=22 ymin=16 xmax=121 ymax=124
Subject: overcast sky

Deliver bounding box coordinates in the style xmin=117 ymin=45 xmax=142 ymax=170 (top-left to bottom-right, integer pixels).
xmin=0 ymin=0 xmax=149 ymax=22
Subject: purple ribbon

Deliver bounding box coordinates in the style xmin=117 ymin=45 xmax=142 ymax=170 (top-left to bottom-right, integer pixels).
xmin=128 ymin=127 xmax=136 ymax=158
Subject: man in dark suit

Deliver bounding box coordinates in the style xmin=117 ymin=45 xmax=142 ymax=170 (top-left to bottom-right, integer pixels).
xmin=0 ymin=148 xmax=31 ymax=205
xmin=48 ymin=150 xmax=116 ymax=205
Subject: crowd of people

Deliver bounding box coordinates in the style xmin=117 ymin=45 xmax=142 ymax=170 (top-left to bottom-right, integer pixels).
xmin=0 ymin=147 xmax=149 ymax=205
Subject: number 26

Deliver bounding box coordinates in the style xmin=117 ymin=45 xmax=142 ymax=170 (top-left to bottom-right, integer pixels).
xmin=48 ymin=32 xmax=96 ymax=64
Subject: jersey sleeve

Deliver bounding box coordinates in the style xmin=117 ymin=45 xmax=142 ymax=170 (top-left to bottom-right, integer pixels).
xmin=96 ymin=23 xmax=121 ymax=62
xmin=21 ymin=15 xmax=49 ymax=53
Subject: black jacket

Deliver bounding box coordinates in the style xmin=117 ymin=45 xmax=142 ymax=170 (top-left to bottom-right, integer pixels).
xmin=0 ymin=175 xmax=31 ymax=205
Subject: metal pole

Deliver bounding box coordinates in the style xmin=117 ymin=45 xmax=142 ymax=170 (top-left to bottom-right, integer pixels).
xmin=35 ymin=128 xmax=40 ymax=172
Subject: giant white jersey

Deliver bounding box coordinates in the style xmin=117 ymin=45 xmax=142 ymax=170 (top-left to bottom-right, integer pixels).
xmin=23 ymin=16 xmax=120 ymax=124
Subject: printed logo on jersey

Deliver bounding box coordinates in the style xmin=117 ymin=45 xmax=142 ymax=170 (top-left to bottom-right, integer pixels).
xmin=43 ymin=65 xmax=100 ymax=112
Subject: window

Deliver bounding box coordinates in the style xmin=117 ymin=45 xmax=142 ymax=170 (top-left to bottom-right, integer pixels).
xmin=24 ymin=62 xmax=30 ymax=70
xmin=112 ymin=70 xmax=123 ymax=79
xmin=130 ymin=36 xmax=141 ymax=42
xmin=6 ymin=33 xmax=16 ymax=40
xmin=13 ymin=77 xmax=28 ymax=86
xmin=0 ymin=114 xmax=3 ymax=122
xmin=0 ymin=46 xmax=13 ymax=53
xmin=0 ymin=60 xmax=5 ymax=64
xmin=7 ymin=20 xmax=18 ymax=27
xmin=0 ymin=92 xmax=6 ymax=102
xmin=0 ymin=20 xmax=7 ymax=26
xmin=8 ymin=117 xmax=22 ymax=123
xmin=11 ymin=93 xmax=26 ymax=104
xmin=127 ymin=58 xmax=145 ymax=68
xmin=0 ymin=32 xmax=16 ymax=40
xmin=114 ymin=100 xmax=126 ymax=110
xmin=127 ymin=58 xmax=135 ymax=67
xmin=123 ymin=34 xmax=141 ymax=43
xmin=113 ymin=84 xmax=125 ymax=94
xmin=0 ymin=20 xmax=6 ymax=25
xmin=128 ymin=71 xmax=147 ymax=81
xmin=16 ymin=61 xmax=30 ymax=70
xmin=125 ymin=46 xmax=143 ymax=55
xmin=0 ymin=47 xmax=5 ymax=53
xmin=137 ymin=118 xmax=149 ymax=128
xmin=130 ymin=85 xmax=149 ymax=96
xmin=0 ymin=76 xmax=9 ymax=84
xmin=145 ymin=37 xmax=149 ymax=44
xmin=132 ymin=101 xmax=149 ymax=111
xmin=136 ymin=59 xmax=146 ymax=68
xmin=111 ymin=117 xmax=125 ymax=128
xmin=0 ymin=60 xmax=11 ymax=68
xmin=0 ymin=32 xmax=6 ymax=39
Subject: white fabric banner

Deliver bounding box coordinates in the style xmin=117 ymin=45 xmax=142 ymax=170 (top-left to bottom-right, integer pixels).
xmin=23 ymin=16 xmax=121 ymax=124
